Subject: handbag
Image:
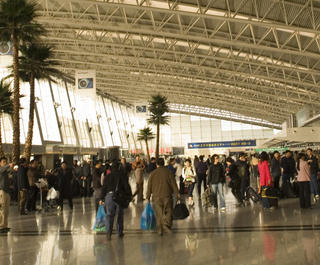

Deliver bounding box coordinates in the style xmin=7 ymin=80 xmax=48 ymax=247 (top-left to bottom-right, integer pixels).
xmin=112 ymin=177 xmax=131 ymax=209
xmin=173 ymin=200 xmax=189 ymax=220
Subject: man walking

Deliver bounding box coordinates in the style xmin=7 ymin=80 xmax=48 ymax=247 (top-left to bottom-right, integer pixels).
xmin=280 ymin=150 xmax=296 ymax=198
xmin=0 ymin=157 xmax=11 ymax=233
xmin=146 ymin=158 xmax=179 ymax=236
xmin=17 ymin=158 xmax=29 ymax=215
xmin=26 ymin=160 xmax=40 ymax=212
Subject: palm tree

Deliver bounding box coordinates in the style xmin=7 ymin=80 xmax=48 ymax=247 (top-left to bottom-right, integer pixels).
xmin=0 ymin=79 xmax=13 ymax=157
xmin=147 ymin=94 xmax=170 ymax=159
xmin=18 ymin=43 xmax=71 ymax=162
xmin=0 ymin=0 xmax=45 ymax=164
xmin=137 ymin=127 xmax=155 ymax=162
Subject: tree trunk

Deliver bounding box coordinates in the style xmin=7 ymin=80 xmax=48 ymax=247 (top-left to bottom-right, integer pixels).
xmin=145 ymin=139 xmax=150 ymax=163
xmin=156 ymin=122 xmax=160 ymax=159
xmin=0 ymin=114 xmax=4 ymax=158
xmin=24 ymin=74 xmax=35 ymax=162
xmin=12 ymin=34 xmax=20 ymax=165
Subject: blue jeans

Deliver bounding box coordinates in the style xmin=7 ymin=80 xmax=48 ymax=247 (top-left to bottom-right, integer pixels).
xmin=310 ymin=174 xmax=319 ymax=195
xmin=211 ymin=183 xmax=226 ymax=208
xmin=105 ymin=193 xmax=124 ymax=235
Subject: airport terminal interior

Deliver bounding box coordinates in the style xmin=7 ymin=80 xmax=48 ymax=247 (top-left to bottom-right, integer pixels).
xmin=1 ymin=0 xmax=320 ymax=264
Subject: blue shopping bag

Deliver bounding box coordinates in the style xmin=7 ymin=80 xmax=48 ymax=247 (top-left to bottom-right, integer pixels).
xmin=140 ymin=202 xmax=157 ymax=230
xmin=93 ymin=205 xmax=107 ymax=232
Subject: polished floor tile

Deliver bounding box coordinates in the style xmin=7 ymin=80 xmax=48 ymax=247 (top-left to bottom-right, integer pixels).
xmin=1 ymin=187 xmax=320 ymax=265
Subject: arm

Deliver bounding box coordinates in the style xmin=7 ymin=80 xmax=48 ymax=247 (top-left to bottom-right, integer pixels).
xmin=207 ymin=166 xmax=212 ymax=185
xmin=169 ymin=172 xmax=179 ymax=198
xmin=265 ymin=163 xmax=272 ymax=186
xmin=182 ymin=168 xmax=186 ymax=180
xmin=146 ymin=173 xmax=153 ymax=201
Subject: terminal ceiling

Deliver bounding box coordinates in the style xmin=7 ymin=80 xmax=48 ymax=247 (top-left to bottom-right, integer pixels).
xmin=35 ymin=0 xmax=320 ymax=129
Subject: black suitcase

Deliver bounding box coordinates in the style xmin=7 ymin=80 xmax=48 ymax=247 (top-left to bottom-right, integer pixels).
xmin=246 ymin=187 xmax=261 ymax=203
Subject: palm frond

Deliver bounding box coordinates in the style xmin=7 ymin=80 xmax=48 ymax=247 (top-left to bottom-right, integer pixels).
xmin=0 ymin=0 xmax=45 ymax=43
xmin=0 ymin=78 xmax=13 ymax=114
xmin=137 ymin=127 xmax=155 ymax=141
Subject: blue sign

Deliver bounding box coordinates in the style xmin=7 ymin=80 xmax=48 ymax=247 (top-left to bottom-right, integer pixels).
xmin=187 ymin=140 xmax=256 ymax=149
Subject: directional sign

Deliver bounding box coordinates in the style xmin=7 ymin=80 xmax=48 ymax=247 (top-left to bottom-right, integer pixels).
xmin=187 ymin=140 xmax=256 ymax=149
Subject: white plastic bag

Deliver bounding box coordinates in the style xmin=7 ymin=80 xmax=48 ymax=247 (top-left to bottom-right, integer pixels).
xmin=46 ymin=187 xmax=59 ymax=200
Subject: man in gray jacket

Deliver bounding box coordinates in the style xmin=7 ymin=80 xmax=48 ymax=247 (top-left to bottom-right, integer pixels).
xmin=0 ymin=157 xmax=12 ymax=233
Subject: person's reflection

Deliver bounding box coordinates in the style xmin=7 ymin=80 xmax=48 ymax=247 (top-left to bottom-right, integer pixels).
xmin=301 ymin=216 xmax=315 ymax=265
xmin=58 ymin=212 xmax=74 ymax=261
xmin=93 ymin=235 xmax=117 ymax=265
xmin=0 ymin=236 xmax=10 ymax=264
xmin=141 ymin=241 xmax=157 ymax=265
xmin=185 ymin=233 xmax=199 ymax=257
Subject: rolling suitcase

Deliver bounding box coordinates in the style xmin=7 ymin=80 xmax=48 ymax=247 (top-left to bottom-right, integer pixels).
xmin=246 ymin=186 xmax=261 ymax=203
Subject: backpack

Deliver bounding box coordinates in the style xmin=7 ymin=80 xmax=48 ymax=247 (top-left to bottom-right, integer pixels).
xmin=237 ymin=164 xmax=247 ymax=179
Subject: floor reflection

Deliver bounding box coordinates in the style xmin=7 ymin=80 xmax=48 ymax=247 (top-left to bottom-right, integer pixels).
xmin=1 ymin=197 xmax=320 ymax=265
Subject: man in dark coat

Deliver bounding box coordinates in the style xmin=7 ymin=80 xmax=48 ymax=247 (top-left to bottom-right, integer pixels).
xmin=82 ymin=160 xmax=92 ymax=197
xmin=26 ymin=160 xmax=40 ymax=212
xmin=57 ymin=161 xmax=73 ymax=211
xmin=17 ymin=158 xmax=29 ymax=215
xmin=146 ymin=158 xmax=179 ymax=236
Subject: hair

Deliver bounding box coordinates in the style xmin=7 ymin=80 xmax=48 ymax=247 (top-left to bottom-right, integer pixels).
xmin=213 ymin=154 xmax=219 ymax=160
xmin=259 ymin=151 xmax=269 ymax=162
xmin=185 ymin=159 xmax=191 ymax=164
xmin=151 ymin=157 xmax=156 ymax=161
xmin=30 ymin=159 xmax=36 ymax=165
xmin=285 ymin=150 xmax=291 ymax=154
xmin=296 ymin=153 xmax=306 ymax=171
xmin=61 ymin=161 xmax=68 ymax=165
xmin=239 ymin=152 xmax=246 ymax=158
xmin=307 ymin=148 xmax=313 ymax=152
xmin=111 ymin=159 xmax=120 ymax=170
xmin=0 ymin=156 xmax=7 ymax=162
xmin=96 ymin=159 xmax=102 ymax=165
xmin=135 ymin=155 xmax=140 ymax=158
xmin=199 ymin=155 xmax=204 ymax=161
xmin=226 ymin=157 xmax=234 ymax=163
xmin=156 ymin=158 xmax=165 ymax=167
xmin=169 ymin=157 xmax=175 ymax=163
xmin=274 ymin=151 xmax=279 ymax=155
xmin=18 ymin=157 xmax=26 ymax=165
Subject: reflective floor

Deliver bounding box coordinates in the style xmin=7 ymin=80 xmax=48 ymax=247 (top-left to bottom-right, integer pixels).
xmin=1 ymin=187 xmax=320 ymax=265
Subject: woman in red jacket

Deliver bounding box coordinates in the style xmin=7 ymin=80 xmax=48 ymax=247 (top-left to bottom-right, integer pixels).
xmin=258 ymin=152 xmax=272 ymax=209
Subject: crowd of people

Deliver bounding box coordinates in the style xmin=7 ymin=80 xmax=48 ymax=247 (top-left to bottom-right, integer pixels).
xmin=0 ymin=148 xmax=319 ymax=238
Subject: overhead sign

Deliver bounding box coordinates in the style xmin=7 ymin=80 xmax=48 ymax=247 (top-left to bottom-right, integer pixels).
xmin=255 ymin=147 xmax=288 ymax=153
xmin=187 ymin=140 xmax=256 ymax=149
xmin=75 ymin=70 xmax=96 ymax=91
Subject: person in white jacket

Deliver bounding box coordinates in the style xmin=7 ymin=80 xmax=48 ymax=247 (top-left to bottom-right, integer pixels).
xmin=182 ymin=159 xmax=196 ymax=206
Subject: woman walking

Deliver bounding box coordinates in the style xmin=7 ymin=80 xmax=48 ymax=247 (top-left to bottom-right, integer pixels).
xmin=182 ymin=159 xmax=196 ymax=206
xmin=258 ymin=152 xmax=272 ymax=209
xmin=296 ymin=153 xmax=311 ymax=209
